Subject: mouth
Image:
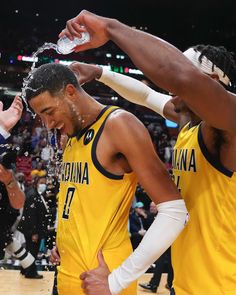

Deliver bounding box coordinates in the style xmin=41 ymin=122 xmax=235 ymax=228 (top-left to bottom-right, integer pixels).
xmin=56 ymin=123 xmax=66 ymax=135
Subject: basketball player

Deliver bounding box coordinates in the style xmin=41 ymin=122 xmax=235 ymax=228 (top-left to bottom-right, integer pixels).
xmin=0 ymin=96 xmax=23 ymax=144
xmin=25 ymin=63 xmax=188 ymax=295
xmin=60 ymin=11 xmax=236 ymax=295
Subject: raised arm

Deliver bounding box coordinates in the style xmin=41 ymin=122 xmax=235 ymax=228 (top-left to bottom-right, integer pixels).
xmin=70 ymin=62 xmax=178 ymax=123
xmin=61 ymin=11 xmax=236 ymax=131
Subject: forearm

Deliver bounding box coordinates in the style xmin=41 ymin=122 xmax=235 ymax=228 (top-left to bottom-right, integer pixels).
xmin=108 ymin=199 xmax=189 ymax=294
xmin=6 ymin=179 xmax=25 ymax=209
xmin=98 ymin=69 xmax=171 ymax=117
xmin=106 ymin=20 xmax=194 ymax=95
xmin=106 ymin=20 xmax=236 ymax=130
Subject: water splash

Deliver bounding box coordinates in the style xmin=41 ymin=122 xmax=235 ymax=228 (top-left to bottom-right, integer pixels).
xmin=21 ymin=42 xmax=58 ymax=114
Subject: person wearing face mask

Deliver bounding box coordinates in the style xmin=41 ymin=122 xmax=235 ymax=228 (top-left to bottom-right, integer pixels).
xmin=18 ymin=175 xmax=50 ymax=276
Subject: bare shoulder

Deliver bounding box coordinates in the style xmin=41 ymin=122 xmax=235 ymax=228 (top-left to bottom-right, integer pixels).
xmin=106 ymin=108 xmax=146 ymax=131
xmin=104 ymin=108 xmax=151 ymax=150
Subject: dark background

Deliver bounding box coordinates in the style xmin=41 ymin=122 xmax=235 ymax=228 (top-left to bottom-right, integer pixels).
xmin=0 ymin=0 xmax=235 ymax=52
xmin=0 ymin=0 xmax=235 ymax=94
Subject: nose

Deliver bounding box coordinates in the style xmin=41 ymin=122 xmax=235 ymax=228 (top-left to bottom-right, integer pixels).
xmin=45 ymin=117 xmax=56 ymax=129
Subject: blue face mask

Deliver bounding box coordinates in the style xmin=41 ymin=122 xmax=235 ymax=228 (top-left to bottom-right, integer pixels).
xmin=37 ymin=183 xmax=47 ymax=195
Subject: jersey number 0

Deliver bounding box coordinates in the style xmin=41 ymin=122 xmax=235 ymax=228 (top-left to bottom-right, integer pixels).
xmin=62 ymin=187 xmax=75 ymax=219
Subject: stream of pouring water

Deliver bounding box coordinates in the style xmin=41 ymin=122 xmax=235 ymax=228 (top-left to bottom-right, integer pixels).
xmin=21 ymin=42 xmax=58 ymax=113
xmin=19 ymin=42 xmax=61 ymax=176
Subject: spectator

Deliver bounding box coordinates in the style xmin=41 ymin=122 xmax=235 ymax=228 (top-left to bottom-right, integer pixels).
xmin=18 ymin=175 xmax=50 ymax=278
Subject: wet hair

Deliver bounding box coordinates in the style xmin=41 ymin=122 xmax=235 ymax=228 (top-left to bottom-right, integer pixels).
xmin=192 ymin=44 xmax=236 ymax=92
xmin=25 ymin=63 xmax=81 ymax=101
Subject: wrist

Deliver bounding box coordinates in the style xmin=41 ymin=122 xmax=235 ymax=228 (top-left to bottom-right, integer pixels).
xmin=95 ymin=66 xmax=103 ymax=80
xmin=106 ymin=19 xmax=122 ymax=40
xmin=6 ymin=178 xmax=17 ymax=189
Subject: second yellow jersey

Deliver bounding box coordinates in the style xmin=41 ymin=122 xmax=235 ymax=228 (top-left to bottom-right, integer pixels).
xmin=56 ymin=106 xmax=137 ymax=295
xmin=172 ymin=123 xmax=236 ymax=295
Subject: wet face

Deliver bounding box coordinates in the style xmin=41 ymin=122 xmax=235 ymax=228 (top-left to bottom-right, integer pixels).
xmin=29 ymin=90 xmax=83 ymax=137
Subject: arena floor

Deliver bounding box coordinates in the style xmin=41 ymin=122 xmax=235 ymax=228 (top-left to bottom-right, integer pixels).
xmin=0 ymin=270 xmax=169 ymax=295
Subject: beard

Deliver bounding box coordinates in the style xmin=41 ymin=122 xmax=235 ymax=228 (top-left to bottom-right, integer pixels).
xmin=67 ymin=103 xmax=83 ymax=138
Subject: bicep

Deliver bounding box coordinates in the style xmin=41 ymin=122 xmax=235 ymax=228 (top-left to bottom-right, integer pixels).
xmin=179 ymin=71 xmax=236 ymax=131
xmin=111 ymin=113 xmax=181 ymax=204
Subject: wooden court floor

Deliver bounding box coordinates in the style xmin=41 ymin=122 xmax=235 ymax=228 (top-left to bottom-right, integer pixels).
xmin=0 ymin=270 xmax=169 ymax=295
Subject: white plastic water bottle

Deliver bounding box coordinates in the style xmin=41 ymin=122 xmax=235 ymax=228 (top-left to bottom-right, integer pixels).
xmin=57 ymin=31 xmax=90 ymax=54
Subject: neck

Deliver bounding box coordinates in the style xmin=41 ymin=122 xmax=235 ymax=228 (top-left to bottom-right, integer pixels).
xmin=189 ymin=112 xmax=201 ymax=127
xmin=75 ymin=91 xmax=104 ymax=129
xmin=179 ymin=111 xmax=201 ymax=129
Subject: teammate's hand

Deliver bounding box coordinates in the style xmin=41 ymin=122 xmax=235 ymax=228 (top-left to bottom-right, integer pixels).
xmin=80 ymin=249 xmax=111 ymax=295
xmin=0 ymin=96 xmax=23 ymax=132
xmin=59 ymin=10 xmax=112 ymax=53
xmin=69 ymin=62 xmax=102 ymax=85
xmin=50 ymin=246 xmax=61 ymax=265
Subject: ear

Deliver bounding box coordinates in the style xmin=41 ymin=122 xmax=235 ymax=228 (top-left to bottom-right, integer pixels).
xmin=64 ymin=84 xmax=77 ymax=101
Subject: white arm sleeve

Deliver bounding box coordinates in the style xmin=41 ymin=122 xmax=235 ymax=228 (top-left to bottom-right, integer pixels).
xmin=108 ymin=199 xmax=189 ymax=294
xmin=97 ymin=68 xmax=171 ymax=117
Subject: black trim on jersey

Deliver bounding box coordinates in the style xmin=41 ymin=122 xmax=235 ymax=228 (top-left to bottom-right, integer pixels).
xmin=92 ymin=108 xmax=124 ymax=180
xmin=96 ymin=105 xmax=110 ymax=121
xmin=76 ymin=106 xmax=110 ymax=141
xmin=198 ymin=125 xmax=233 ymax=178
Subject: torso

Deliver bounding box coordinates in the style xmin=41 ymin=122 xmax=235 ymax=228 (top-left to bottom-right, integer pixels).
xmin=56 ymin=106 xmax=137 ymax=295
xmin=172 ymin=122 xmax=236 ymax=295
xmin=179 ymin=116 xmax=236 ymax=172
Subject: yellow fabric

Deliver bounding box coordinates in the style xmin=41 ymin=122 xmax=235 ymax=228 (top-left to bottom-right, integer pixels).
xmin=31 ymin=169 xmax=47 ymax=177
xmin=57 ymin=106 xmax=137 ymax=295
xmin=172 ymin=123 xmax=236 ymax=295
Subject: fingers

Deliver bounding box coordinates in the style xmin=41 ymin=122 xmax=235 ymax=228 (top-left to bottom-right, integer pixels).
xmin=0 ymin=101 xmax=3 ymax=112
xmin=12 ymin=96 xmax=23 ymax=107
xmin=58 ymin=28 xmax=72 ymax=40
xmin=71 ymin=22 xmax=86 ymax=38
xmin=59 ymin=17 xmax=86 ymax=39
xmin=97 ymin=249 xmax=106 ymax=267
xmin=80 ymin=271 xmax=89 ymax=280
xmin=11 ymin=96 xmax=23 ymax=113
xmin=50 ymin=246 xmax=60 ymax=265
xmin=81 ymin=275 xmax=96 ymax=290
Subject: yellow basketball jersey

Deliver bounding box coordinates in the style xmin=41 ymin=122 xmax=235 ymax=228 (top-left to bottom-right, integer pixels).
xmin=172 ymin=123 xmax=236 ymax=295
xmin=56 ymin=106 xmax=137 ymax=295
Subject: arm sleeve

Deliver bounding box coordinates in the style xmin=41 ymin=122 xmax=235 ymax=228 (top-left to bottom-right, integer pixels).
xmin=97 ymin=68 xmax=171 ymax=117
xmin=108 ymin=199 xmax=189 ymax=294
